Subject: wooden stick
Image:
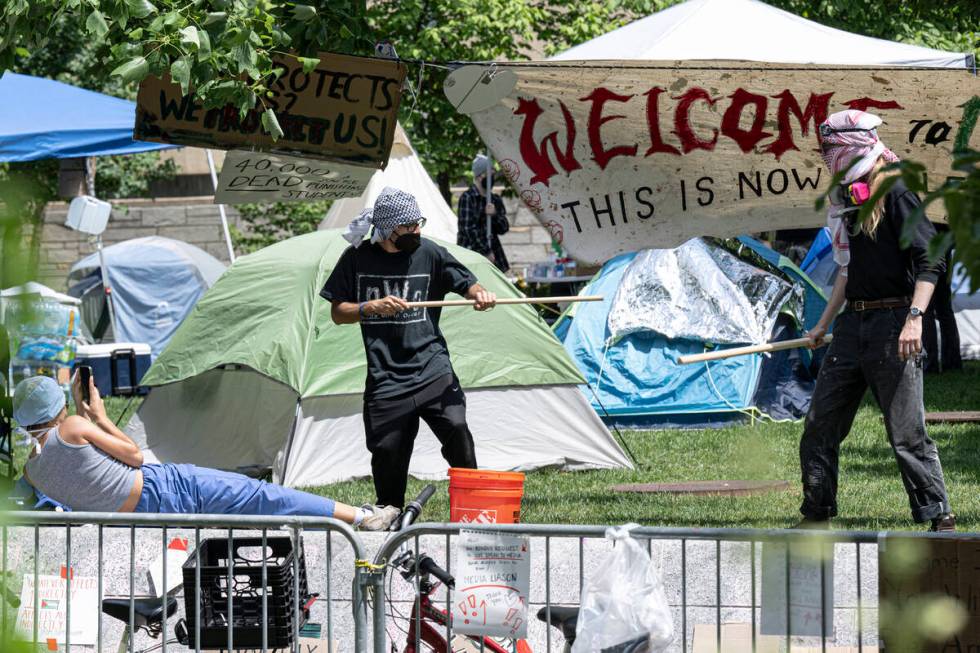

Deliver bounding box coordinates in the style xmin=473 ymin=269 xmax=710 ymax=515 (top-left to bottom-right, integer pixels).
xmin=678 ymin=334 xmax=833 ymax=364
xmin=405 ymin=295 xmax=603 ymax=308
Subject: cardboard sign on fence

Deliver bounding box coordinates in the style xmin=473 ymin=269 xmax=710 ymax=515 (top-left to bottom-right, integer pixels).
xmin=760 ymin=540 xmax=834 ymax=638
xmin=452 ymin=529 xmax=531 ymax=639
xmin=14 ymin=573 xmax=99 ymax=647
xmin=136 ymin=52 xmax=406 ymax=169
xmin=214 ymin=150 xmax=374 ymax=204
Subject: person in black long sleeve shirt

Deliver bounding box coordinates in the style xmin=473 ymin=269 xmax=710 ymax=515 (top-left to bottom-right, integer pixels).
xmin=797 ymin=110 xmax=954 ymax=532
xmin=457 ymin=154 xmax=510 ymax=272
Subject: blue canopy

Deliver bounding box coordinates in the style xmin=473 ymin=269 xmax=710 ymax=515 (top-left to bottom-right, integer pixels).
xmin=0 ymin=72 xmax=175 ymax=162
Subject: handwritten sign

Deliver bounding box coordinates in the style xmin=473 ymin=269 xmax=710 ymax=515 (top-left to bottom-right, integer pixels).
xmin=879 ymin=536 xmax=980 ymax=651
xmin=452 ymin=529 xmax=530 ymax=638
xmin=760 ymin=541 xmax=834 ymax=638
xmin=456 ymin=61 xmax=980 ymax=263
xmin=136 ymin=52 xmax=406 ymax=168
xmin=15 ymin=573 xmax=99 ymax=647
xmin=214 ymin=150 xmax=374 ymax=204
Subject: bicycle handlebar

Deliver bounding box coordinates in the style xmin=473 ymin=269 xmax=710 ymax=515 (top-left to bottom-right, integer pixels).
xmin=389 ymin=483 xmax=437 ymax=532
xmin=418 ymin=555 xmax=455 ymax=589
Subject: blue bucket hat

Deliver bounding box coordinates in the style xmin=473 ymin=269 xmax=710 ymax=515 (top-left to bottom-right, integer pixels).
xmin=12 ymin=376 xmax=66 ymax=428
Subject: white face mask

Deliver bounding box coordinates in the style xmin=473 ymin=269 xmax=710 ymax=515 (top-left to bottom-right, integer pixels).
xmin=16 ymin=427 xmax=48 ymax=457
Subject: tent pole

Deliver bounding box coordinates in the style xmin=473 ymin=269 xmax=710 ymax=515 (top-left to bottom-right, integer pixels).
xmin=206 ymin=149 xmax=237 ymax=264
xmin=96 ymin=235 xmax=119 ymax=341
xmin=277 ymin=398 xmax=303 ymax=486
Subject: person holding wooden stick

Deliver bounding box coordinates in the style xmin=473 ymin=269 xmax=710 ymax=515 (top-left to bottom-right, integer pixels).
xmin=320 ymin=187 xmax=495 ymax=508
xmin=797 ymin=109 xmax=954 ymax=531
xmin=457 ymin=153 xmax=510 ymax=272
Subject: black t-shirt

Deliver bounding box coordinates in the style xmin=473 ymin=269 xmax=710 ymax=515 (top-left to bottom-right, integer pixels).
xmin=319 ymin=239 xmax=477 ymax=399
xmin=844 ymin=180 xmax=944 ymax=301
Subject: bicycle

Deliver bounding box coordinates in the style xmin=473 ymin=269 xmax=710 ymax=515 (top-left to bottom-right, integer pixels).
xmin=380 ymin=485 xmax=555 ymax=653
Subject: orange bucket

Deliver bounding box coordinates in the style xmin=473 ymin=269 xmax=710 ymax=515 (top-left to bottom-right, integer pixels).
xmin=448 ymin=468 xmax=525 ymax=524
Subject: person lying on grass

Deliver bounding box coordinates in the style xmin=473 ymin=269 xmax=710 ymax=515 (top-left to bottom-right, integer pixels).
xmin=13 ymin=374 xmax=398 ymax=530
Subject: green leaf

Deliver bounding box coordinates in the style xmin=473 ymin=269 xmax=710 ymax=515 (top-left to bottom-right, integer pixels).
xmin=203 ymin=11 xmax=227 ymax=25
xmin=197 ymin=29 xmax=211 ymax=60
xmin=339 ymin=24 xmax=354 ymax=40
xmin=14 ymin=47 xmax=29 ymax=58
xmin=297 ymin=56 xmax=320 ymax=74
xmin=85 ymin=9 xmax=109 ymax=38
xmin=128 ymin=28 xmax=143 ymax=40
xmin=170 ymin=57 xmax=191 ymax=95
xmin=292 ymin=4 xmax=317 ymax=21
xmin=232 ymin=42 xmax=256 ymax=71
xmin=110 ymin=56 xmax=149 ymax=84
xmin=179 ymin=25 xmax=200 ymax=50
xmin=125 ymin=0 xmax=157 ymax=19
xmin=261 ymin=108 xmax=283 ymax=141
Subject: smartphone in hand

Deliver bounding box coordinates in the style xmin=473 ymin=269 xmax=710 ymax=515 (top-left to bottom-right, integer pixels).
xmin=77 ymin=365 xmax=92 ymax=404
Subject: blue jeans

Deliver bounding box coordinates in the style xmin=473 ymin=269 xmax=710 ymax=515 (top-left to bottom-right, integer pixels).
xmin=134 ymin=463 xmax=336 ymax=517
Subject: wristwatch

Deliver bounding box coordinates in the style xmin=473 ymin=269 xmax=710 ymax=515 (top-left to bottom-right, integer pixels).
xmin=908 ymin=307 xmax=923 ymax=318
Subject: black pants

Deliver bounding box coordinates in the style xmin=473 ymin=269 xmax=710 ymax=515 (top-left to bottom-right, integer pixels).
xmin=799 ymin=308 xmax=950 ymax=523
xmin=363 ymin=374 xmax=477 ymax=507
xmin=922 ymin=248 xmax=962 ymax=372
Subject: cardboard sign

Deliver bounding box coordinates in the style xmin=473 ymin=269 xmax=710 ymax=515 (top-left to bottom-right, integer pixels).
xmin=215 ymin=150 xmax=374 ymax=203
xmin=148 ymin=537 xmax=190 ymax=598
xmin=879 ymin=536 xmax=980 ymax=651
xmin=760 ymin=541 xmax=834 ymax=638
xmin=136 ymin=52 xmax=406 ymax=168
xmin=452 ymin=529 xmax=530 ymax=638
xmin=14 ymin=573 xmax=99 ymax=646
xmin=454 ymin=61 xmax=980 ymax=263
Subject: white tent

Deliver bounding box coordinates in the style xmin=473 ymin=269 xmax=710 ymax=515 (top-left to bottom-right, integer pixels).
xmin=320 ymin=123 xmax=458 ymax=242
xmin=953 ymin=265 xmax=980 ymax=360
xmin=552 ymin=0 xmax=972 ymax=68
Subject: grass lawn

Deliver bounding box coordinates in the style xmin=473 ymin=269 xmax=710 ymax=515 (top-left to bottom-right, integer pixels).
xmin=306 ymin=362 xmax=980 ymax=531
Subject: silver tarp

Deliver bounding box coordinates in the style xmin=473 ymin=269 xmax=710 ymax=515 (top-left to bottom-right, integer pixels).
xmin=607 ymin=239 xmax=802 ymax=345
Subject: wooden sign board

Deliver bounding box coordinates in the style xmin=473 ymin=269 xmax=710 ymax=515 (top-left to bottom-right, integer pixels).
xmin=459 ymin=61 xmax=980 ymax=264
xmin=214 ymin=150 xmax=374 ymax=203
xmin=879 ymin=536 xmax=980 ymax=652
xmin=136 ymin=52 xmax=406 ymax=168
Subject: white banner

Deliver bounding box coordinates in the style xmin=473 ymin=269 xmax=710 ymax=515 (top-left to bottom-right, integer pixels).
xmin=15 ymin=572 xmax=99 ymax=647
xmin=452 ymin=529 xmax=530 ymax=639
xmin=452 ymin=61 xmax=980 ymax=263
xmin=215 ymin=150 xmax=374 ymax=204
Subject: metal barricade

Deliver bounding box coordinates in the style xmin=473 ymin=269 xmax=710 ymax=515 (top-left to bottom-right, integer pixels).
xmin=0 ymin=511 xmax=369 ymax=653
xmin=370 ymin=523 xmax=978 ymax=653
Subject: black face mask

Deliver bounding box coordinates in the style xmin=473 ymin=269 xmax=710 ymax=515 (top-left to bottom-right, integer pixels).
xmin=394 ymin=232 xmax=421 ymax=253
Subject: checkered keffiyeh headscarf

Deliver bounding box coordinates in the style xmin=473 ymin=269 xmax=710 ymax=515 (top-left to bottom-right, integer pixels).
xmin=818 ymin=110 xmax=899 ymax=266
xmin=343 ymin=187 xmax=424 ymax=246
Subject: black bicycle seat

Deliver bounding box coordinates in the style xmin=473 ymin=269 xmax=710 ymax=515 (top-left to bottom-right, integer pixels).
xmin=536 ymin=605 xmax=578 ymax=642
xmin=101 ymin=597 xmax=177 ymax=627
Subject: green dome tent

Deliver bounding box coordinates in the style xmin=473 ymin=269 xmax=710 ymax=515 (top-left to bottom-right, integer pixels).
xmin=132 ymin=230 xmax=631 ymax=487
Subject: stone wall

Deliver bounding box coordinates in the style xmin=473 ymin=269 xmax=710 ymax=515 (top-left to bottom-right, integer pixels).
xmin=38 ymin=197 xmax=241 ymax=291
xmin=36 ymin=193 xmax=555 ymax=291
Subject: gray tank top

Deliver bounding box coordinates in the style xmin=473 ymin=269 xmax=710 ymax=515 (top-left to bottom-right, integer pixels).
xmin=24 ymin=426 xmax=139 ymax=512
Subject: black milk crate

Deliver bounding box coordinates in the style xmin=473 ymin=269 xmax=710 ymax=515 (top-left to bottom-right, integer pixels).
xmin=182 ymin=536 xmax=310 ymax=649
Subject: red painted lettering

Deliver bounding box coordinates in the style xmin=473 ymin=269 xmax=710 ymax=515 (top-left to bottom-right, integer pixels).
xmin=673 ymin=87 xmax=719 ymax=153
xmin=644 ymin=87 xmax=680 ymax=156
xmin=514 ymin=97 xmax=582 ymax=187
xmin=582 ymin=87 xmax=638 ymax=169
xmin=765 ymin=90 xmax=834 ymax=159
xmin=720 ymin=89 xmax=771 ymax=153
xmin=843 ymin=97 xmax=904 ymax=112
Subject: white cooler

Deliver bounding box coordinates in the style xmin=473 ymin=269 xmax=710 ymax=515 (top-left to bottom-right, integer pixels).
xmin=74 ymin=343 xmax=151 ymax=396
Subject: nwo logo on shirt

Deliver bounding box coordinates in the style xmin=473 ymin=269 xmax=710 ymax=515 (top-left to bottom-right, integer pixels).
xmin=357 ymin=273 xmax=430 ymax=324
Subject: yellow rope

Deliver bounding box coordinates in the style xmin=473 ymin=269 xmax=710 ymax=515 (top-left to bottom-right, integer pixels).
xmin=354 ymin=559 xmax=386 ymax=572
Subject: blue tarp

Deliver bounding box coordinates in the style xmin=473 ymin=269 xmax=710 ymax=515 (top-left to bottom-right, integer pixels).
xmin=68 ymin=237 xmax=226 ymax=357
xmin=556 ymin=240 xmax=825 ymax=427
xmin=0 ymin=72 xmax=175 ymax=162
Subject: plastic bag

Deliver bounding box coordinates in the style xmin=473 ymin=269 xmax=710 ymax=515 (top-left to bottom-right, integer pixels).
xmin=572 ymin=524 xmax=674 ymax=653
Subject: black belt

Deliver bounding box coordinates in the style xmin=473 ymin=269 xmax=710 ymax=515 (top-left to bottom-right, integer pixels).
xmin=846 ymin=296 xmax=911 ymax=312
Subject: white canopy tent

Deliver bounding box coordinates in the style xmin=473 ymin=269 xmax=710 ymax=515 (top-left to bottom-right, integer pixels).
xmin=552 ymin=0 xmax=972 ymax=68
xmin=320 ymin=123 xmax=458 ymax=242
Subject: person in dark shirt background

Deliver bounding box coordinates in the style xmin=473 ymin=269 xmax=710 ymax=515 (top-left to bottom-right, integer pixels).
xmin=798 ymin=110 xmax=954 ymax=532
xmin=457 ymin=154 xmax=510 ymax=272
xmin=320 ymin=187 xmax=495 ymax=508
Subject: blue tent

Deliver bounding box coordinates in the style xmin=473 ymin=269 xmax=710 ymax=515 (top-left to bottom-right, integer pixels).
xmin=0 ymin=72 xmax=174 ymax=161
xmin=67 ymin=237 xmax=226 ymax=358
xmin=555 ymin=239 xmax=826 ymax=427
xmin=800 ymin=227 xmax=837 ymax=297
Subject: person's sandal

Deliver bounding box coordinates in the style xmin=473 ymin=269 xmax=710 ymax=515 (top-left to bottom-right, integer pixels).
xmin=930 ymin=513 xmax=956 ymax=532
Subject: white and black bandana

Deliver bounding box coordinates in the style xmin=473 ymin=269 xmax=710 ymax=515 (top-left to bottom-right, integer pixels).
xmin=343 ymin=187 xmax=424 ymax=246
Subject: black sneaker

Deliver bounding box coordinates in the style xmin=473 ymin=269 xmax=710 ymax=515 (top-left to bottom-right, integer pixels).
xmin=930 ymin=513 xmax=956 ymax=532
